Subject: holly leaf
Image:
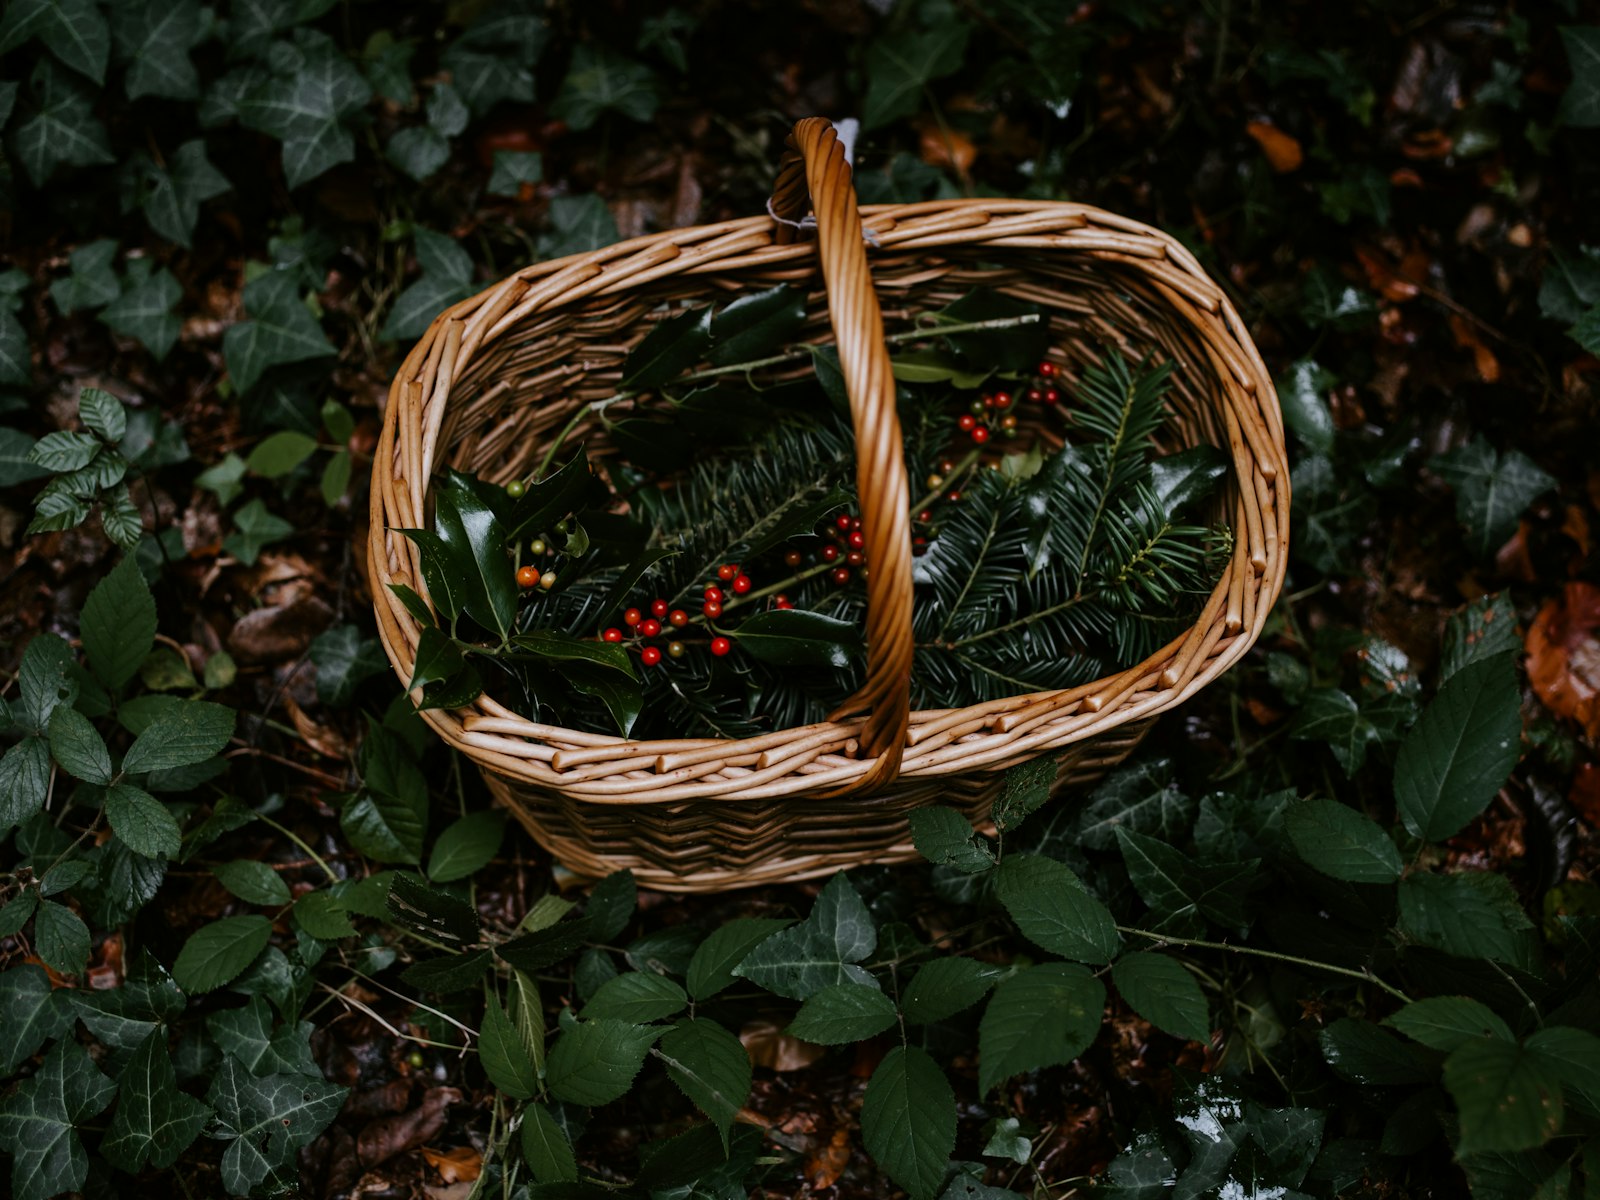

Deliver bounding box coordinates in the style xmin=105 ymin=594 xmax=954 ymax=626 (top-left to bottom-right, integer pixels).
xmin=708 ymin=284 xmax=806 ymax=366
xmin=224 ymin=269 xmax=336 ymax=394
xmin=862 ymin=1045 xmax=957 ymax=1200
xmin=100 ymin=1029 xmax=210 ymax=1172
xmin=206 ymin=1056 xmax=346 ymax=1195
xmin=622 ymin=305 xmax=714 ymax=390
xmin=551 ymin=43 xmax=660 ymax=131
xmin=733 ymin=608 xmax=862 ymax=668
xmin=978 ymin=963 xmax=1106 ymax=1094
xmin=0 ymin=1039 xmax=115 ymax=1200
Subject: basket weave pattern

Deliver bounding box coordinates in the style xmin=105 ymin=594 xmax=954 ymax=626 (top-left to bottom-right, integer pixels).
xmin=368 ymin=120 xmax=1289 ymax=891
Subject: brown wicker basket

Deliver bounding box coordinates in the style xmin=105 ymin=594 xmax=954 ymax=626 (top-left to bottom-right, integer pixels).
xmin=368 ymin=118 xmax=1289 ymax=892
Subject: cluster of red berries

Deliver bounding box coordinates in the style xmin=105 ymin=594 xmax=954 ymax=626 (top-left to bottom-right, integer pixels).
xmin=951 ymin=360 xmax=1062 ymax=448
xmin=779 ymin=512 xmax=866 ymax=587
xmin=601 ymin=598 xmax=701 ymax=666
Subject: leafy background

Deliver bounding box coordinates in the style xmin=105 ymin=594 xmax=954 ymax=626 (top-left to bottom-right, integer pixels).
xmin=2 ymin=1 xmax=1600 ymax=1198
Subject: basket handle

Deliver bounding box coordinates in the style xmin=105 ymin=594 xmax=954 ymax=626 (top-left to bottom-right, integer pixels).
xmin=770 ymin=117 xmax=913 ymax=794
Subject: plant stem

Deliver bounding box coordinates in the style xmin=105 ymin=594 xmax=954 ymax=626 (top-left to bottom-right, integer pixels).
xmin=531 ymin=314 xmax=1042 ymax=477
xmin=257 ymin=814 xmax=340 ymax=884
xmin=909 ymin=447 xmax=981 ymax=517
xmin=1116 ymin=925 xmax=1413 ymax=1004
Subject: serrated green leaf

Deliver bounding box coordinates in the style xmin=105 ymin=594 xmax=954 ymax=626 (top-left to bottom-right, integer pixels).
xmin=978 ymin=963 xmax=1104 ymax=1094
xmin=1318 ymin=1018 xmax=1435 ymax=1085
xmin=215 ymin=859 xmax=293 ymax=907
xmin=901 ymin=957 xmax=1001 ymax=1025
xmin=0 ymin=1038 xmax=115 ymax=1200
xmin=581 ymin=971 xmax=688 ymax=1023
xmin=862 ymin=1045 xmax=956 ymax=1200
xmin=910 ymin=805 xmax=995 ymax=874
xmin=1395 ymin=652 xmax=1521 ymax=843
xmin=402 ymin=950 xmax=493 ymax=994
xmin=386 ymin=872 xmax=479 ymax=948
xmin=121 ymin=700 xmax=234 ymax=775
xmin=1111 ymin=953 xmax=1210 ymax=1042
xmin=995 ymin=853 xmax=1119 ymax=963
xmin=0 ymin=737 xmax=52 ymax=832
xmin=481 ymin=988 xmax=539 ymax=1100
xmin=294 ymin=890 xmax=355 ymax=940
xmin=1525 ymin=1026 xmax=1600 ymax=1118
xmin=78 ymin=554 xmax=155 ymax=693
xmin=100 ymin=1029 xmax=210 ymax=1172
xmin=46 ymin=705 xmax=111 ymax=784
xmin=1385 ymin=997 xmax=1514 ymax=1052
xmin=545 ymin=1018 xmax=660 ymax=1107
xmin=1397 ymin=871 xmax=1535 ymax=966
xmin=173 ymin=915 xmax=273 ymax=993
xmin=427 ymin=810 xmax=506 ymax=883
xmin=990 ymin=756 xmax=1057 ymax=833
xmin=521 ymin=1101 xmax=578 ymax=1183
xmin=1444 ymin=1038 xmax=1563 ymax=1156
xmin=658 ymin=1019 xmax=751 ymax=1147
xmin=686 ymin=917 xmax=793 ymax=1000
xmin=105 ymin=782 xmax=182 ymax=859
xmin=787 ymin=983 xmax=899 ymax=1044
xmin=1431 ymin=437 xmax=1555 ymax=560
xmin=1284 ymin=797 xmax=1403 ymax=884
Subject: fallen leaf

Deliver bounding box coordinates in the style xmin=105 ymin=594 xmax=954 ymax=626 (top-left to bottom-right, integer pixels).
xmin=1449 ymin=313 xmax=1500 ymax=383
xmin=806 ymin=1126 xmax=852 ymax=1189
xmin=1570 ymin=763 xmax=1600 ymax=828
xmin=1562 ymin=505 xmax=1592 ymax=559
xmin=1527 ymin=582 xmax=1600 ymax=743
xmin=1495 ymin=520 xmax=1538 ymax=583
xmin=422 ymin=1146 xmax=482 ymax=1184
xmin=227 ymin=594 xmax=335 ymax=664
xmin=739 ymin=1019 xmax=827 ymax=1071
xmin=357 ymin=1086 xmax=463 ymax=1168
xmin=915 ymin=119 xmax=976 ymax=172
xmin=1245 ymin=121 xmax=1303 ymax=172
xmin=1402 ymin=130 xmax=1454 ymax=159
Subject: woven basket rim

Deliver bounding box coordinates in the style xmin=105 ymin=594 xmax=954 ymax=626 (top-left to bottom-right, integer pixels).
xmin=368 ymin=194 xmax=1290 ymax=802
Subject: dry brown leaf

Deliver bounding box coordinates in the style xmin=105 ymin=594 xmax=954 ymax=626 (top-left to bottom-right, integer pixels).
xmin=283 ymin=691 xmax=352 ymax=758
xmin=1562 ymin=505 xmax=1592 ymax=559
xmin=806 ymin=1127 xmax=853 ymax=1189
xmin=739 ymin=1019 xmax=827 ymax=1071
xmin=1449 ymin=313 xmax=1500 ymax=383
xmin=1570 ymin=763 xmax=1600 ymax=828
xmin=915 ymin=119 xmax=976 ymax=172
xmin=422 ymin=1146 xmax=483 ymax=1184
xmin=227 ymin=594 xmax=334 ymax=664
xmin=1527 ymin=582 xmax=1600 ymax=743
xmin=357 ymin=1086 xmax=462 ymax=1168
xmin=1245 ymin=121 xmax=1303 ymax=173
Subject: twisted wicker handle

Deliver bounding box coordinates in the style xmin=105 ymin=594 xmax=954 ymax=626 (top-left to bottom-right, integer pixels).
xmin=770 ymin=117 xmax=914 ymax=793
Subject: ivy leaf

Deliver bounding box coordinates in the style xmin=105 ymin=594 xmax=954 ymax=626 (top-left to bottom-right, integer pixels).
xmin=862 ymin=22 xmax=971 ymax=130
xmin=1384 ymin=997 xmax=1514 ymax=1052
xmin=733 ymin=609 xmax=862 ymax=668
xmin=100 ymin=263 xmax=182 ymax=359
xmin=787 ymin=983 xmax=899 ymax=1045
xmin=121 ymin=700 xmax=235 ymax=775
xmin=386 ymin=125 xmax=450 ymax=181
xmin=1074 ymin=759 xmax=1194 ymax=850
xmin=224 ymin=497 xmax=294 ymax=564
xmin=994 ymin=853 xmax=1119 ymax=964
xmin=861 ymin=1045 xmax=957 ymax=1200
xmin=1110 ymin=953 xmax=1211 ymax=1042
xmin=910 ymin=806 xmax=995 ymax=874
xmin=0 ymin=1039 xmax=115 ymax=1200
xmin=657 ymin=1019 xmax=751 ymax=1148
xmin=1116 ymin=829 xmax=1257 ymax=935
xmin=1443 ymin=1039 xmax=1563 ymax=1156
xmin=545 ymin=1018 xmax=661 ymax=1107
xmin=1289 ymin=687 xmax=1384 ymax=775
xmin=685 ymin=917 xmax=793 ymax=1000
xmin=236 ymin=29 xmax=373 ymax=188
xmin=521 ymin=1101 xmax=578 ymax=1183
xmin=0 ymin=964 xmax=74 ymax=1074
xmin=140 ymin=139 xmax=231 ymax=247
xmin=106 ymin=782 xmax=183 ymax=859
xmin=49 ymin=238 xmax=119 ymax=313
xmin=1441 ymin=593 xmax=1521 ymax=685
xmin=206 ymin=1056 xmax=346 ymax=1195
xmin=0 ymin=0 xmax=110 ymax=85
xmin=439 ymin=12 xmax=543 ymax=115
xmin=0 ymin=308 xmax=30 ymax=386
xmin=1276 ymin=359 xmax=1337 ymax=454
xmin=207 ymin=997 xmax=321 ymax=1080
xmin=1395 ymin=652 xmax=1520 ymax=843
xmin=8 ymin=58 xmax=113 ymax=186
xmin=581 ymin=972 xmax=688 ymax=1023
xmin=427 ymin=810 xmax=506 ymax=883
xmin=173 ymin=915 xmax=273 ymax=993
xmin=112 ymin=0 xmax=205 ymax=100
xmin=224 ymin=269 xmax=336 ymax=394
xmin=381 ymin=227 xmax=475 ymax=342
xmin=480 ymin=988 xmax=539 ymax=1100
xmin=34 ymin=898 xmax=90 ymax=977
xmin=1284 ymin=797 xmax=1403 ymax=884
xmin=978 ymin=963 xmax=1105 ymax=1094
xmin=901 ymin=958 xmax=1002 ymax=1025
xmin=551 ymin=43 xmax=660 ymax=131
xmin=734 ymin=873 xmax=877 ymax=1000
xmin=538 ymin=193 xmax=619 ymax=258
xmin=309 ymin=623 xmax=389 ymax=707
xmin=488 ymin=149 xmax=542 ymax=197
xmin=100 ymin=1029 xmax=210 ymax=1172
xmin=294 ymin=891 xmax=355 ymax=940
xmin=1559 ymin=27 xmax=1600 ymax=127
xmin=1430 ymin=437 xmax=1555 ymax=560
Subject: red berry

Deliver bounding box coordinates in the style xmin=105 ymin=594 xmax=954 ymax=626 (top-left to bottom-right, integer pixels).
xmin=732 ymin=574 xmax=752 ymax=595
xmin=517 ymin=565 xmax=541 ymax=588
xmin=710 ymin=636 xmax=732 ymax=657
xmin=850 ymin=516 xmax=862 ymax=530
xmin=1038 ymin=360 xmax=1057 ymax=376
xmin=641 ymin=646 xmax=662 ymax=666
xmin=836 ymin=514 xmax=853 ymax=531
xmin=947 ymin=491 xmax=962 ymax=502
xmin=651 ymin=598 xmax=668 ymax=617
xmin=1043 ymin=388 xmax=1060 ymax=404
xmin=971 ymin=427 xmax=991 ymax=444
xmin=717 ymin=563 xmax=738 ymax=581
xmin=704 ymin=585 xmax=724 ymax=603
xmin=774 ymin=594 xmax=793 ymax=609
xmin=847 ymin=530 xmax=865 ymax=550
xmin=918 ymin=510 xmax=933 ymax=522
xmin=982 ymin=395 xmax=995 ymax=409
xmin=821 ymin=545 xmax=839 ymax=562
xmin=668 ymin=609 xmax=689 ymax=627
xmin=993 ymin=391 xmax=1012 ymax=409
xmin=784 ymin=550 xmax=803 ymax=567
xmin=958 ymin=413 xmax=977 ymax=431
xmin=640 ymin=618 xmax=662 ymax=638
xmin=846 ymin=551 xmax=864 ymax=566
xmin=603 ymin=627 xmax=624 ymax=643
xmin=704 ymin=599 xmax=723 ymax=618
xmin=1027 ymin=388 xmax=1043 ymax=402
xmin=623 ymin=608 xmax=642 ymax=626
xmin=831 ymin=567 xmax=851 ymax=585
